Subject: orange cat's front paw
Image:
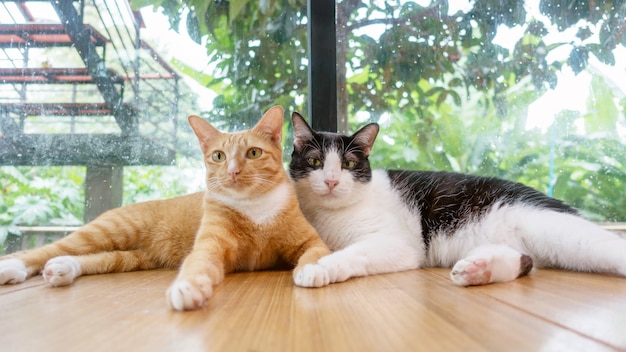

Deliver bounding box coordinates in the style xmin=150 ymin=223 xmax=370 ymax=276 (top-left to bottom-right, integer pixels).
xmin=43 ymin=256 xmax=81 ymax=287
xmin=167 ymin=275 xmax=213 ymax=311
xmin=0 ymin=259 xmax=28 ymax=285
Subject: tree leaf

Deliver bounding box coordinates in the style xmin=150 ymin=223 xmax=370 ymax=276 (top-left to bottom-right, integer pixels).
xmin=229 ymin=0 xmax=250 ymax=25
xmin=568 ymin=46 xmax=588 ymax=75
xmin=10 ymin=196 xmax=54 ymax=226
xmin=588 ymin=43 xmax=615 ymax=66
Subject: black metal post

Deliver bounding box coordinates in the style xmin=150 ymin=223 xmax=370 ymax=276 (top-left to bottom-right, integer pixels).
xmin=307 ymin=0 xmax=337 ymax=132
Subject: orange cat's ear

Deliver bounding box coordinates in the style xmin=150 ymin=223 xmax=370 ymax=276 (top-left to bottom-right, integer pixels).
xmin=291 ymin=112 xmax=314 ymax=149
xmin=352 ymin=123 xmax=379 ymax=157
xmin=254 ymin=106 xmax=284 ymax=146
xmin=188 ymin=115 xmax=221 ymax=154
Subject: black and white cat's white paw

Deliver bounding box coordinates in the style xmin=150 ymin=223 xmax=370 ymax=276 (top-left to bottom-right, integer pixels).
xmin=167 ymin=275 xmax=213 ymax=311
xmin=317 ymin=254 xmax=362 ymax=283
xmin=293 ymin=263 xmax=330 ymax=288
xmin=450 ymin=258 xmax=493 ymax=286
xmin=297 ymin=251 xmax=369 ymax=286
xmin=43 ymin=256 xmax=82 ymax=287
xmin=0 ymin=258 xmax=28 ymax=285
xmin=450 ymin=252 xmax=533 ymax=286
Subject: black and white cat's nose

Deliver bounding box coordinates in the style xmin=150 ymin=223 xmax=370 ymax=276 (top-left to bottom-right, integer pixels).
xmin=325 ymin=179 xmax=339 ymax=190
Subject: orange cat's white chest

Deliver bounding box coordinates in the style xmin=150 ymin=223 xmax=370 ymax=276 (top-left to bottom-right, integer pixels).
xmin=210 ymin=182 xmax=291 ymax=225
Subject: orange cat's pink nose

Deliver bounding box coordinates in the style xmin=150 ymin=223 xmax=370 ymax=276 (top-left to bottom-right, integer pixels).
xmin=228 ymin=161 xmax=240 ymax=182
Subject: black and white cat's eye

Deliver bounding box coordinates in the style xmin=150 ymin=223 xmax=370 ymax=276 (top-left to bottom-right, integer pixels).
xmin=342 ymin=160 xmax=357 ymax=170
xmin=212 ymin=151 xmax=226 ymax=162
xmin=246 ymin=147 xmax=263 ymax=159
xmin=307 ymin=158 xmax=323 ymax=167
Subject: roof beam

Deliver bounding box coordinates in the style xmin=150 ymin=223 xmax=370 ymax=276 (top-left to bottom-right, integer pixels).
xmin=0 ymin=134 xmax=175 ymax=166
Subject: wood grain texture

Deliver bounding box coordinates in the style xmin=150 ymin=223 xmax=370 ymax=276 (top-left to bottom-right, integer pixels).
xmin=1 ymin=268 xmax=625 ymax=351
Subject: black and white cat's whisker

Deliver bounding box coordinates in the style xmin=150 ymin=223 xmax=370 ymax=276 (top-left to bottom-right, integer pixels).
xmin=344 ymin=143 xmax=362 ymax=155
xmin=305 ymin=139 xmax=322 ymax=152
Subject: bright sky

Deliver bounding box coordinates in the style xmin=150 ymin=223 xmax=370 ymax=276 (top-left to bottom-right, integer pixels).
xmin=525 ymin=54 xmax=626 ymax=132
xmin=139 ymin=7 xmax=216 ymax=111
xmin=490 ymin=1 xmax=626 ymax=132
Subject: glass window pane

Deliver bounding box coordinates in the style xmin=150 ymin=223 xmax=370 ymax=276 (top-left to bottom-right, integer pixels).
xmin=0 ymin=0 xmax=204 ymax=252
xmin=338 ymin=0 xmax=626 ymax=222
xmin=0 ymin=0 xmax=308 ymax=253
xmin=2 ymin=0 xmax=625 ymax=255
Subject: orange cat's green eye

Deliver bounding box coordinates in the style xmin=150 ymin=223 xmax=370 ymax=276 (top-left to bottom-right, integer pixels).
xmin=342 ymin=160 xmax=356 ymax=170
xmin=307 ymin=158 xmax=322 ymax=167
xmin=212 ymin=151 xmax=226 ymax=162
xmin=246 ymin=147 xmax=262 ymax=159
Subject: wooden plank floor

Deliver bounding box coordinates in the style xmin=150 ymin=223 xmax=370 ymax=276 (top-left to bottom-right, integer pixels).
xmin=1 ymin=268 xmax=626 ymax=352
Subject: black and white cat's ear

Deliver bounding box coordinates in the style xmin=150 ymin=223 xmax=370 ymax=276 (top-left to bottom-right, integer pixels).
xmin=188 ymin=115 xmax=221 ymax=154
xmin=291 ymin=112 xmax=314 ymax=149
xmin=255 ymin=105 xmax=284 ymax=146
xmin=352 ymin=123 xmax=379 ymax=157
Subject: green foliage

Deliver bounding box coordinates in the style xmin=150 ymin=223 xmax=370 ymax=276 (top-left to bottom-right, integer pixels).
xmin=0 ymin=160 xmax=204 ymax=253
xmin=140 ymin=0 xmax=309 ymax=130
xmin=123 ymin=162 xmax=203 ymax=204
xmin=0 ymin=167 xmax=84 ymax=253
xmin=126 ymin=0 xmax=626 ymax=221
xmin=370 ymin=74 xmax=626 ymax=221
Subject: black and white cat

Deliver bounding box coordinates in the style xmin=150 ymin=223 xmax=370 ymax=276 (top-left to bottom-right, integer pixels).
xmin=289 ymin=112 xmax=626 ymax=287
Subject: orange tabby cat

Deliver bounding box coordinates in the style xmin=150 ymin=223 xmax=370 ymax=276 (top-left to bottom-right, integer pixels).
xmin=0 ymin=106 xmax=331 ymax=311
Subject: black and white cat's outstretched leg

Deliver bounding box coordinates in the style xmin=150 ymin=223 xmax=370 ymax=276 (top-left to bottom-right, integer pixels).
xmin=295 ymin=237 xmax=422 ymax=286
xmin=450 ymin=244 xmax=533 ymax=286
xmin=519 ymin=210 xmax=626 ymax=277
